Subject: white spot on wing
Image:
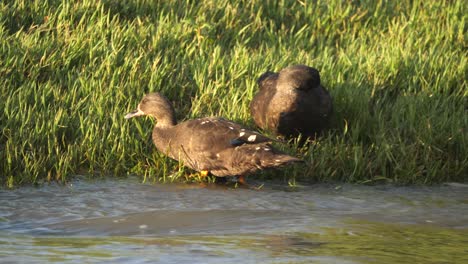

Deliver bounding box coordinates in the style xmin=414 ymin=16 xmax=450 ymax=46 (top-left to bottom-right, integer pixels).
xmin=239 ymin=132 xmax=245 ymax=136
xmin=216 ymin=153 xmax=220 ymax=158
xmin=255 ymin=147 xmax=260 ymax=150
xmin=248 ymin=135 xmax=257 ymax=142
xmin=264 ymin=148 xmax=271 ymax=151
xmin=229 ymin=126 xmax=234 ymax=130
xmin=275 ymin=159 xmax=281 ymax=162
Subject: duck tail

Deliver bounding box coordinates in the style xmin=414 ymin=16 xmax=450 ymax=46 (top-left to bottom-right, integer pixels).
xmin=261 ymin=154 xmax=303 ymax=167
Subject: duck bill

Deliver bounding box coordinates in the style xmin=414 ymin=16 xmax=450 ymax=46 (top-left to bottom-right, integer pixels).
xmin=124 ymin=108 xmax=145 ymax=119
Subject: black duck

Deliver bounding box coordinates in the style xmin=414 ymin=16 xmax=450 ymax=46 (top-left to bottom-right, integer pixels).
xmin=125 ymin=92 xmax=302 ymax=183
xmin=250 ymin=65 xmax=333 ymax=141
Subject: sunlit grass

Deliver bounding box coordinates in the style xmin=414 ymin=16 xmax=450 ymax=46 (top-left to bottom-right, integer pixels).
xmin=0 ymin=0 xmax=466 ymax=186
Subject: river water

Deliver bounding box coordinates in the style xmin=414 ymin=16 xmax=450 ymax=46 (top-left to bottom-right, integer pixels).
xmin=1 ymin=177 xmax=467 ymax=263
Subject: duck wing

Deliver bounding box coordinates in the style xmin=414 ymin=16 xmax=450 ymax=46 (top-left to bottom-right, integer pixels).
xmin=250 ymin=71 xmax=279 ymax=129
xmin=167 ymin=117 xmax=275 ymax=173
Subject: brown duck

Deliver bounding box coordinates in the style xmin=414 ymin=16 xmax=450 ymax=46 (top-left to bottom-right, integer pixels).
xmin=125 ymin=92 xmax=302 ymax=183
xmin=250 ymin=65 xmax=333 ymax=141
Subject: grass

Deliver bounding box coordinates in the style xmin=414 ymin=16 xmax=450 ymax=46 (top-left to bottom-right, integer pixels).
xmin=0 ymin=0 xmax=466 ymax=187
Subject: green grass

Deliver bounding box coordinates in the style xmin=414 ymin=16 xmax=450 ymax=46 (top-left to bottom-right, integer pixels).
xmin=0 ymin=0 xmax=466 ymax=187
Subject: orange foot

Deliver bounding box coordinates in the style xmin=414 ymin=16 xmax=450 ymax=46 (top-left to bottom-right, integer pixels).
xmin=187 ymin=170 xmax=210 ymax=182
xmin=238 ymin=175 xmax=247 ymax=185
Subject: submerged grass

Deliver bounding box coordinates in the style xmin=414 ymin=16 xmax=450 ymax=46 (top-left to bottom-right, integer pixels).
xmin=0 ymin=0 xmax=466 ymax=187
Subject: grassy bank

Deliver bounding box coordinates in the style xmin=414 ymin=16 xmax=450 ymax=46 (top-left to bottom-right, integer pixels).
xmin=1 ymin=0 xmax=466 ymax=187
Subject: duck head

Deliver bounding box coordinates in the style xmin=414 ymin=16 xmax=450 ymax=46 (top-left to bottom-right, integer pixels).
xmin=278 ymin=65 xmax=321 ymax=91
xmin=125 ymin=92 xmax=177 ymax=126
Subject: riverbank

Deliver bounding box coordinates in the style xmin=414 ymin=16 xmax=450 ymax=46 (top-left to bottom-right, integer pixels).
xmin=1 ymin=0 xmax=466 ymax=187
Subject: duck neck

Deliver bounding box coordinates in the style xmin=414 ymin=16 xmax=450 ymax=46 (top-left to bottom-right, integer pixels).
xmin=155 ymin=113 xmax=177 ymax=128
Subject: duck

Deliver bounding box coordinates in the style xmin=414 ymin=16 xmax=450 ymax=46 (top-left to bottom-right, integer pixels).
xmin=250 ymin=65 xmax=333 ymax=142
xmin=125 ymin=92 xmax=302 ymax=183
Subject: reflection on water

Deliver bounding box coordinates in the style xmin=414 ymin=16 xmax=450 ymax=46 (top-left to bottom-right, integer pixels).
xmin=0 ymin=177 xmax=467 ymax=263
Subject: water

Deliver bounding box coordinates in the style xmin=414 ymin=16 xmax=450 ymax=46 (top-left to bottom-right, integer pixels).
xmin=1 ymin=177 xmax=467 ymax=263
